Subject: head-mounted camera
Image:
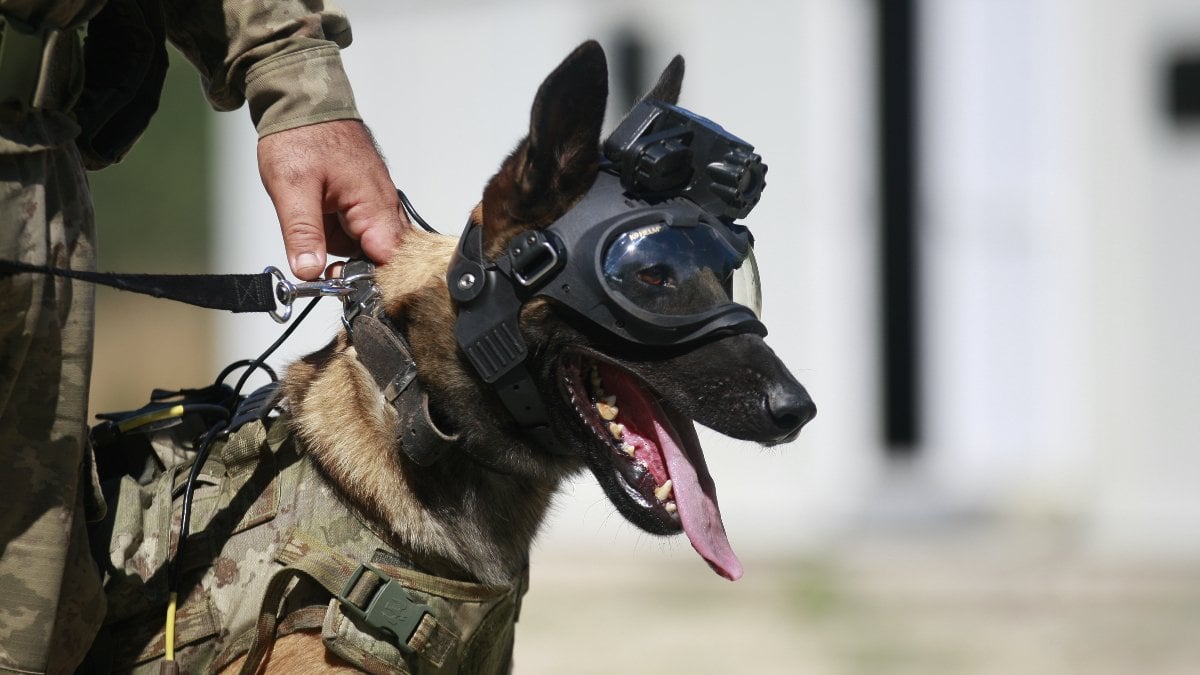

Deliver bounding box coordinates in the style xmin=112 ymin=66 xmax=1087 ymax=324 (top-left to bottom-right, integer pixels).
xmin=447 ymin=99 xmax=768 ymax=445
xmin=604 ymin=100 xmax=767 ymax=221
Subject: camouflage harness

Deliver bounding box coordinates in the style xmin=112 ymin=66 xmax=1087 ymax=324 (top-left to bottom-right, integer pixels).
xmin=86 ymin=410 xmax=527 ymax=674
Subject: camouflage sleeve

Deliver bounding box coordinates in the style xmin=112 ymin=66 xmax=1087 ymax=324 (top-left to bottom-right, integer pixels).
xmin=161 ymin=1 xmax=361 ymax=138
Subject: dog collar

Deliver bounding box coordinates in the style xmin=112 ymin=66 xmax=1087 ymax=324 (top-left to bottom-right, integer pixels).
xmin=340 ymin=259 xmax=462 ymax=466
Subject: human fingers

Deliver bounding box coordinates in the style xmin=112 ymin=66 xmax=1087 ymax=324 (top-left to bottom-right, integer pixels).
xmin=257 ymin=132 xmax=328 ymax=281
xmin=320 ymin=123 xmax=407 ymax=266
xmin=324 ymin=212 xmax=361 ymax=258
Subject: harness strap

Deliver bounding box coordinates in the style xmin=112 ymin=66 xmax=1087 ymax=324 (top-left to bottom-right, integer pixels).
xmin=213 ymin=606 xmax=326 ymax=673
xmin=236 ymin=530 xmax=453 ymax=674
xmin=236 ymin=566 xmax=308 ymax=674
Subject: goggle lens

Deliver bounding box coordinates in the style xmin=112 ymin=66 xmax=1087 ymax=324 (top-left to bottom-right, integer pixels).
xmin=602 ymin=223 xmax=761 ymax=319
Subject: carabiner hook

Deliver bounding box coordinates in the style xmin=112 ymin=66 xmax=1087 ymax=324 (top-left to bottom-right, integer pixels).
xmin=266 ymin=266 xmax=375 ymax=323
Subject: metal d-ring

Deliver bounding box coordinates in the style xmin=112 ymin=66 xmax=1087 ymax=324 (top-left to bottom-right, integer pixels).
xmin=267 ymin=266 xmax=292 ymax=323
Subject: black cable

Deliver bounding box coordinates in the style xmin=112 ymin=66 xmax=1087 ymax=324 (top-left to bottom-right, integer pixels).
xmin=397 ymin=188 xmax=438 ymax=233
xmin=170 ymin=421 xmax=224 ymax=591
xmin=215 ymin=359 xmax=278 ymax=387
xmin=232 ymin=297 xmax=320 ymax=399
xmin=170 ymin=296 xmax=320 ymax=593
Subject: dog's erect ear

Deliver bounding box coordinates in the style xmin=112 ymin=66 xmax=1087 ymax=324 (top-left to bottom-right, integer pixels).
xmin=640 ymin=55 xmax=685 ymax=105
xmin=526 ymin=41 xmax=609 ymax=182
xmin=481 ymin=41 xmax=608 ymax=257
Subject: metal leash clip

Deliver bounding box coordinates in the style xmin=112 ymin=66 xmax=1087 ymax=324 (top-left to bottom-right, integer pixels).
xmin=266 ymin=266 xmax=375 ymax=323
xmin=339 ymin=259 xmax=382 ymax=331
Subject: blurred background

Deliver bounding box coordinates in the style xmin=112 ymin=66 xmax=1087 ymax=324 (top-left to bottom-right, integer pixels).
xmin=88 ymin=0 xmax=1200 ymax=672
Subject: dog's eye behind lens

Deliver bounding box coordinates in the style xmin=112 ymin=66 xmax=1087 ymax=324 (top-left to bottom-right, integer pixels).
xmin=603 ymin=223 xmax=749 ymax=318
xmin=637 ymin=265 xmax=676 ymax=288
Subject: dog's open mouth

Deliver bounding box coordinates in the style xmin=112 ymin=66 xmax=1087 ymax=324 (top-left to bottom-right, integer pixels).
xmin=560 ymin=351 xmax=743 ymax=580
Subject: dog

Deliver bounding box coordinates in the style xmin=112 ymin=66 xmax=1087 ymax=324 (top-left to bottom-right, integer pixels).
xmin=86 ymin=40 xmax=814 ymax=674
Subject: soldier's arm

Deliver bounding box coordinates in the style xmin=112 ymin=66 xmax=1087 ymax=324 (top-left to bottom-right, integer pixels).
xmin=162 ymin=0 xmax=406 ymax=280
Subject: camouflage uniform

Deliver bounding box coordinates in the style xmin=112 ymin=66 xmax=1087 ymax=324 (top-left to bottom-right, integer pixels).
xmin=0 ymin=2 xmax=362 ymax=672
xmin=85 ymin=415 xmax=526 ymax=674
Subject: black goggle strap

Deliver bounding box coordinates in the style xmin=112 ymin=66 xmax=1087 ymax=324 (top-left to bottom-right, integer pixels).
xmin=449 ymin=220 xmax=569 ymax=456
xmin=492 ymin=366 xmax=558 ymax=450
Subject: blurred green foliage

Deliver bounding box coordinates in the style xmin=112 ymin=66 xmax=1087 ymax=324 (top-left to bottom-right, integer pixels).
xmin=89 ymin=46 xmax=213 ymax=273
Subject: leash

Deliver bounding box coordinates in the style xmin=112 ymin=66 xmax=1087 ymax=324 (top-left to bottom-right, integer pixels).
xmin=0 ymin=259 xmax=383 ymax=324
xmin=0 ymin=188 xmax=440 ymax=323
xmin=0 ymin=259 xmax=359 ymax=322
xmin=0 ymin=258 xmax=275 ymax=309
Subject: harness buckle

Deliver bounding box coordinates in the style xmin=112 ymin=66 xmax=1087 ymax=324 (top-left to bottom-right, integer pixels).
xmin=337 ymin=563 xmax=432 ymax=655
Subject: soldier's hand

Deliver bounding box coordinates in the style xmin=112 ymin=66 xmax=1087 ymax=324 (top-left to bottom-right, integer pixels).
xmin=256 ymin=119 xmax=407 ymax=280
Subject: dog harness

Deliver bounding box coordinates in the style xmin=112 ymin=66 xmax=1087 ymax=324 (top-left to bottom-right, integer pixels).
xmin=86 ymin=413 xmax=527 ymax=674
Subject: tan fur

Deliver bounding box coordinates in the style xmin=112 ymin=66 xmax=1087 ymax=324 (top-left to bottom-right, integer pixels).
xmin=374 ymin=229 xmax=460 ymax=307
xmin=222 ymin=632 xmax=359 ymax=674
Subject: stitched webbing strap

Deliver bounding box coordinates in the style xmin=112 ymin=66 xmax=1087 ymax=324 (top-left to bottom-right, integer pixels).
xmin=214 ymin=606 xmax=326 ymax=673
xmin=0 ymin=259 xmax=277 ymax=313
xmin=237 ymin=531 xmax=445 ymax=674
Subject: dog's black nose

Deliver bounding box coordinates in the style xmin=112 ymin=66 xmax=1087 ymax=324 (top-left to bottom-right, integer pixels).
xmin=767 ymin=383 xmax=816 ymax=438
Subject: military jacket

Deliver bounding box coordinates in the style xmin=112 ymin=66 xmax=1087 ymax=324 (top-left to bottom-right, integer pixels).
xmin=88 ymin=416 xmax=526 ymax=674
xmin=0 ymin=0 xmax=360 ymax=155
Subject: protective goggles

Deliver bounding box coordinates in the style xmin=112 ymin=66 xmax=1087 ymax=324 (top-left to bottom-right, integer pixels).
xmin=448 ymin=99 xmax=768 ymax=386
xmin=525 ymin=171 xmax=766 ymax=347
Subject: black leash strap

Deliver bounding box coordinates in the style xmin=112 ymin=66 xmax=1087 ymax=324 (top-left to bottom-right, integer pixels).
xmin=0 ymin=259 xmax=276 ymax=313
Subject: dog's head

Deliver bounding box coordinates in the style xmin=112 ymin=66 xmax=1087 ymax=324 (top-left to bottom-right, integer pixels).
xmin=428 ymin=41 xmax=815 ymax=580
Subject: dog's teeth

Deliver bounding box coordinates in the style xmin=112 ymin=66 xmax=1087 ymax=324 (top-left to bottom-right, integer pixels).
xmin=608 ymin=422 xmax=625 ymax=440
xmin=596 ymin=400 xmax=618 ymax=421
xmin=602 ymin=395 xmax=617 ymax=406
xmin=665 ymin=502 xmax=678 ymax=514
xmin=654 ymin=479 xmax=674 ymax=502
xmin=622 ymin=443 xmax=636 ymax=456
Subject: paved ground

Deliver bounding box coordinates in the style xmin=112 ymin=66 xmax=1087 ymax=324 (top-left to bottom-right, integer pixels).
xmin=516 ymin=529 xmax=1200 ymax=675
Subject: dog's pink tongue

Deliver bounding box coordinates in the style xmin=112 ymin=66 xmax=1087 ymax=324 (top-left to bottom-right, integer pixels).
xmin=651 ymin=414 xmax=744 ymax=581
xmin=599 ymin=364 xmax=743 ymax=580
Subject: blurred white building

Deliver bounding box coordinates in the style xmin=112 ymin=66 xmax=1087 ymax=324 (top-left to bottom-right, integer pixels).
xmin=215 ymin=0 xmax=1200 ymax=561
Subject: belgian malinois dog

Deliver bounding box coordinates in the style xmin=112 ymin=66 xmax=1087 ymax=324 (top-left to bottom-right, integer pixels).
xmin=257 ymin=40 xmax=815 ymax=670
xmin=90 ymin=40 xmax=813 ymax=673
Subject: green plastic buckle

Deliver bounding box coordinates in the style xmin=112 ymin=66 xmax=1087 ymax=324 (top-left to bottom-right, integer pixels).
xmin=338 ymin=563 xmax=433 ymax=655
